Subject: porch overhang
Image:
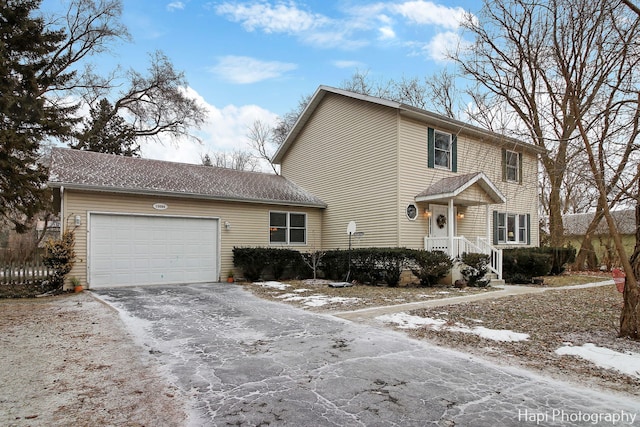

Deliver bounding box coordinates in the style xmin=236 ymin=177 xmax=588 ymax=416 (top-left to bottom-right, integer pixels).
xmin=414 ymin=172 xmax=506 ymax=206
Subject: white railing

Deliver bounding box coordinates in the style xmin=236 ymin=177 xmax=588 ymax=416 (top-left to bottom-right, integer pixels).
xmin=424 ymin=236 xmax=502 ymax=280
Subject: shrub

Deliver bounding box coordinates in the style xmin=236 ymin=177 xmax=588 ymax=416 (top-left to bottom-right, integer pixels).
xmin=232 ymin=247 xmax=270 ymax=281
xmin=320 ymin=248 xmax=415 ymax=285
xmin=42 ymin=231 xmax=76 ymax=289
xmin=459 ymin=252 xmax=490 ymax=287
xmin=541 ymin=246 xmax=576 ymax=275
xmin=233 ymin=247 xmax=308 ymax=281
xmin=320 ymin=250 xmax=350 ymax=281
xmin=502 ymin=248 xmax=552 ymax=284
xmin=409 ymin=250 xmax=453 ymax=287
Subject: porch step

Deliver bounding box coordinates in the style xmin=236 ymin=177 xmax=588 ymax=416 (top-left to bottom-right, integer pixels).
xmin=485 ymin=272 xmax=505 ymax=287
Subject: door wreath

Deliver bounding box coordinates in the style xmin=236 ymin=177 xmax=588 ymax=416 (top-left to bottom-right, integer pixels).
xmin=436 ymin=214 xmax=447 ymax=229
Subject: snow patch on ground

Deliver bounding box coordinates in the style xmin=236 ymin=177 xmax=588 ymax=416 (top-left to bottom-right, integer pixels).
xmin=378 ymin=313 xmax=530 ymax=342
xmin=256 ymin=281 xmax=290 ymax=290
xmin=277 ymin=293 xmax=362 ymax=307
xmin=555 ymin=343 xmax=640 ymax=379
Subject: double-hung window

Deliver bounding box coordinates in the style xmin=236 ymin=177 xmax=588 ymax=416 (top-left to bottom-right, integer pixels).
xmin=427 ymin=128 xmax=457 ymax=172
xmin=270 ymin=212 xmax=306 ymax=244
xmin=502 ymin=149 xmax=522 ymax=183
xmin=434 ymin=131 xmax=451 ymax=169
xmin=494 ymin=212 xmax=530 ymax=244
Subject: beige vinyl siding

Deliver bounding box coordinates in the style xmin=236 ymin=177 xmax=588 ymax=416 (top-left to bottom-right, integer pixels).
xmin=397 ymin=116 xmax=539 ymax=247
xmin=62 ymin=190 xmax=322 ymax=288
xmin=280 ymin=93 xmax=400 ymax=249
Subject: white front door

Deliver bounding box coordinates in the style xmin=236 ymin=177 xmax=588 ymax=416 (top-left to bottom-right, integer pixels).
xmin=430 ymin=205 xmax=449 ymax=238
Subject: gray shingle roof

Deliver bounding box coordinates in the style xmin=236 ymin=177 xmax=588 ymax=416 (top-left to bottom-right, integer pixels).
xmin=563 ymin=209 xmax=636 ymax=236
xmin=415 ymin=172 xmax=506 ymax=205
xmin=48 ymin=148 xmax=326 ymax=208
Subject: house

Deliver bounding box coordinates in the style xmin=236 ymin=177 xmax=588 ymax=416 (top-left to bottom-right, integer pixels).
xmin=273 ymin=86 xmax=544 ymax=281
xmin=563 ymin=209 xmax=636 ymax=269
xmin=48 ymin=85 xmax=543 ymax=289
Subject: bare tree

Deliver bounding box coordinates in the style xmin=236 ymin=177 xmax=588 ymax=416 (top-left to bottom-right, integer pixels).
xmin=452 ymin=0 xmax=640 ymax=336
xmin=622 ymin=0 xmax=640 ymax=16
xmin=39 ymin=0 xmax=130 ymax=97
xmin=204 ymin=150 xmax=258 ymax=171
xmin=553 ymin=0 xmax=640 ymax=337
xmin=247 ymin=120 xmax=279 ymax=174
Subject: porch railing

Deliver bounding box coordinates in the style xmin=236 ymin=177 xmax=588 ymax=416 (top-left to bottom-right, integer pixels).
xmin=424 ymin=236 xmax=502 ymax=280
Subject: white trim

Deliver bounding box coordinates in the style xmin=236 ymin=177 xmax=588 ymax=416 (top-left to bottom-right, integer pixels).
xmin=87 ymin=211 xmax=221 ymax=286
xmin=406 ymin=203 xmax=418 ymax=221
xmin=48 ymin=183 xmax=327 ymax=209
xmin=415 ymin=172 xmax=506 ymax=204
xmin=268 ymin=210 xmax=308 ymax=246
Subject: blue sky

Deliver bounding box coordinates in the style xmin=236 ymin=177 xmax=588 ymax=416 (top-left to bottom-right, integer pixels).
xmin=41 ymin=0 xmax=482 ymax=166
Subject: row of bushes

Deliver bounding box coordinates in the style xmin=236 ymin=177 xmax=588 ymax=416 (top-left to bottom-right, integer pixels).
xmin=502 ymin=246 xmax=575 ymax=283
xmin=234 ymin=245 xmax=576 ymax=286
xmin=233 ymin=247 xmax=494 ymax=287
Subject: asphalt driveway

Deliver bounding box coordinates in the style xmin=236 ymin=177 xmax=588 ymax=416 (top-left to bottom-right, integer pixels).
xmin=94 ymin=283 xmax=639 ymax=427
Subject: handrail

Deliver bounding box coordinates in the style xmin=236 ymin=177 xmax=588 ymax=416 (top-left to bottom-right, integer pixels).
xmin=424 ymin=236 xmax=502 ymax=280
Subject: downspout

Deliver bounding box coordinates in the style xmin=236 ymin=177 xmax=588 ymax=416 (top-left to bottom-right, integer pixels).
xmin=59 ymin=186 xmax=64 ymax=237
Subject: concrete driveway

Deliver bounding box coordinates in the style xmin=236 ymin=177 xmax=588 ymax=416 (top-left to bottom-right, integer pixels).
xmin=94 ymin=283 xmax=639 ymax=427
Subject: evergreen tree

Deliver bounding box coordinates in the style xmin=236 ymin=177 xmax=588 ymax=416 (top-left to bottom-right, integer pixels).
xmin=0 ymin=0 xmax=77 ymax=232
xmin=71 ymin=98 xmax=140 ymax=156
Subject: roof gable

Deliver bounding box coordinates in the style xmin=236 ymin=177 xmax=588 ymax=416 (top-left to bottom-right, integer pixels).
xmin=415 ymin=172 xmax=506 ymax=205
xmin=48 ymin=148 xmax=326 ymax=208
xmin=272 ymin=85 xmax=545 ymax=164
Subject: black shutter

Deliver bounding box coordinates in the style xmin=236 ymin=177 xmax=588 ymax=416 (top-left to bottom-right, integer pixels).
xmin=451 ymin=134 xmax=457 ymax=172
xmin=518 ymin=152 xmax=523 ymax=184
xmin=428 ymin=128 xmax=435 ymax=169
xmin=493 ymin=210 xmax=499 ymax=245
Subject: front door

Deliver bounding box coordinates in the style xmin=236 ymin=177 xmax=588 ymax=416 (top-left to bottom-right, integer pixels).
xmin=430 ymin=205 xmax=449 ymax=238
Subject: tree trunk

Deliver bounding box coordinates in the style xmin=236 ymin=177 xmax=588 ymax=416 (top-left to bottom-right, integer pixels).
xmin=574 ymin=208 xmax=605 ymax=270
xmin=547 ymin=183 xmax=565 ymax=247
xmin=574 ymin=235 xmax=598 ymax=270
xmin=621 ymin=205 xmax=640 ymax=339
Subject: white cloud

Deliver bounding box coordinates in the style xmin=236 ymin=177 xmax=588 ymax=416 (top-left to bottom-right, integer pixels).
xmin=166 ymin=2 xmax=185 ymax=12
xmin=391 ymin=1 xmax=467 ymax=30
xmin=332 ymin=60 xmax=365 ymax=69
xmin=211 ymin=56 xmax=297 ymax=84
xmin=215 ymin=1 xmax=327 ymax=34
xmin=425 ymin=31 xmax=465 ymax=62
xmin=378 ymin=26 xmax=396 ymax=40
xmin=140 ymin=87 xmax=278 ymax=170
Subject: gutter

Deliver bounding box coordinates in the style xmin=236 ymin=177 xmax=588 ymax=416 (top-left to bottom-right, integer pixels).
xmin=46 ymin=182 xmax=328 ymax=209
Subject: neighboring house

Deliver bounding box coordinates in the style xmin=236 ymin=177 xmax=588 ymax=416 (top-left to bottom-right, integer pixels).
xmin=272 ymin=86 xmax=544 ymax=281
xmin=563 ymin=209 xmax=636 ymax=269
xmin=48 ymin=85 xmax=543 ymax=289
xmin=47 ymin=149 xmax=326 ymax=289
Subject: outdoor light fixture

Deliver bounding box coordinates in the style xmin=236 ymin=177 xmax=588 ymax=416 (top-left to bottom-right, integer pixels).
xmin=457 ymin=213 xmax=465 ymax=219
xmin=225 ymin=221 xmax=231 ymax=230
xmin=424 ymin=209 xmax=432 ymax=217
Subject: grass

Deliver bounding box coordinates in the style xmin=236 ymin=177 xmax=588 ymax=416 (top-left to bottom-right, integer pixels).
xmin=241 ymin=279 xmax=498 ymax=312
xmin=404 ymin=285 xmax=640 ymax=396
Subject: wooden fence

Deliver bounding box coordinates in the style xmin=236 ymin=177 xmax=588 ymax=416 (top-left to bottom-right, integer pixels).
xmin=0 ymin=260 xmax=52 ymax=284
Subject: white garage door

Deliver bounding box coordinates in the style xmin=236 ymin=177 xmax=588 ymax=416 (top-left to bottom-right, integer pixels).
xmin=89 ymin=214 xmax=218 ymax=288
